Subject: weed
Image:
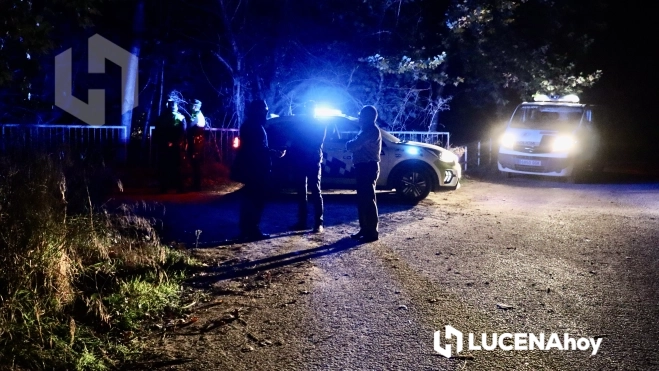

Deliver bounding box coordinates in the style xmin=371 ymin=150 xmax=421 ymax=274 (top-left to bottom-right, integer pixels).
xmin=0 ymin=153 xmax=197 ymax=370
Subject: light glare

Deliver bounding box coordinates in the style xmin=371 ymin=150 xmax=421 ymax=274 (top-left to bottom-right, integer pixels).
xmin=552 ymin=135 xmax=575 ymax=152
xmin=405 ymin=147 xmax=420 ymax=155
xmin=533 ymin=94 xmax=580 ymax=103
xmin=314 ymin=107 xmax=342 ymax=117
xmin=501 ymin=133 xmax=516 ymax=149
xmin=558 ymin=94 xmax=580 ymax=103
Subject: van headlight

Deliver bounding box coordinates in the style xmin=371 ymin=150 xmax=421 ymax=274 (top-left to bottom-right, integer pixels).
xmin=552 ymin=135 xmax=576 ymax=152
xmin=500 ymin=133 xmax=516 ymax=149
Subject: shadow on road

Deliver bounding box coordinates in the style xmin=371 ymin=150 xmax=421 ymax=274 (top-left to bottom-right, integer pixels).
xmin=186 ymin=237 xmax=361 ymax=285
xmin=109 ymin=187 xmax=417 ymax=247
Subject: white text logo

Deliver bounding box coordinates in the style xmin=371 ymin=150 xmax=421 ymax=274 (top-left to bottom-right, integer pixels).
xmin=434 ymin=326 xmax=603 ymax=358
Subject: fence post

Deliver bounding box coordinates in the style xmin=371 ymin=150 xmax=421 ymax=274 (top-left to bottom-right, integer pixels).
xmin=464 ymin=145 xmax=468 ymax=172
xmin=477 ymin=141 xmax=481 ymax=167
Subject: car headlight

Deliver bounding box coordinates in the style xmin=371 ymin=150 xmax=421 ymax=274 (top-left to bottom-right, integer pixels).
xmin=500 ymin=133 xmax=516 ymax=149
xmin=552 ymin=135 xmax=576 ymax=152
xmin=439 ymin=150 xmax=457 ymax=163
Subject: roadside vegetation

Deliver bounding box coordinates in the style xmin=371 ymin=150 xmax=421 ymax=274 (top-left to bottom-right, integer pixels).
xmin=0 ymin=152 xmax=198 ymax=370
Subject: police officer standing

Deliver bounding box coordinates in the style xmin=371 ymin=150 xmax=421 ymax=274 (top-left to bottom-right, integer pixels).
xmin=187 ymin=99 xmax=206 ymax=191
xmin=346 ymin=105 xmax=382 ymax=242
xmin=289 ymin=101 xmax=326 ymax=233
xmin=154 ymin=100 xmax=187 ymax=193
xmin=236 ymin=99 xmax=285 ymax=241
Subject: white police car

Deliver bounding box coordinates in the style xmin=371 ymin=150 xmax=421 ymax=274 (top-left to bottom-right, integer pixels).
xmin=497 ymin=94 xmax=601 ymax=182
xmin=265 ymin=110 xmax=461 ymax=202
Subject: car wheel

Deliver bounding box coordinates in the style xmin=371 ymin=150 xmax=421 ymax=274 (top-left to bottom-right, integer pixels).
xmin=395 ymin=165 xmax=432 ymax=202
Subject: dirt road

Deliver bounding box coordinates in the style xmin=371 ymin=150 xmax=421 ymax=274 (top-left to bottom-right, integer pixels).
xmin=128 ymin=173 xmax=659 ymax=370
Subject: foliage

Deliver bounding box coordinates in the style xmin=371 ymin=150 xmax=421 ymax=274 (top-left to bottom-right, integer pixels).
xmin=0 ymin=0 xmax=116 ymax=124
xmin=0 ymin=0 xmax=607 ymax=130
xmin=442 ymin=0 xmax=605 ymax=104
xmin=0 ymin=153 xmax=198 ymax=370
xmin=362 ymin=0 xmax=605 ymax=112
xmin=0 ymin=0 xmax=108 ymax=83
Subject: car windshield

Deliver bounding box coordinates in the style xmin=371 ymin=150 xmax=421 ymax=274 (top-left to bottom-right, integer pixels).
xmin=510 ymin=105 xmax=584 ymax=131
xmin=380 ymin=129 xmax=401 ymax=143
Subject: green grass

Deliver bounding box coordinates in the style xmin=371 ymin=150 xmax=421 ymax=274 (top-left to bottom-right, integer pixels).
xmin=0 ymin=153 xmax=199 ymax=370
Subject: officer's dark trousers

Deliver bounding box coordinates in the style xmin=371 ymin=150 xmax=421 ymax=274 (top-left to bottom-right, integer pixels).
xmin=239 ymin=180 xmax=268 ymax=235
xmin=295 ymin=162 xmax=324 ymax=227
xmin=355 ymin=161 xmax=380 ymax=236
xmin=158 ymin=146 xmax=183 ymax=192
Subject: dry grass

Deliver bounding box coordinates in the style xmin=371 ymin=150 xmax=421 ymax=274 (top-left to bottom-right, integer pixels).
xmin=0 ymin=153 xmax=197 ymax=370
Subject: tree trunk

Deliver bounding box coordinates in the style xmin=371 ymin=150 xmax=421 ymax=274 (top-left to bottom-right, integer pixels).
xmin=142 ymin=66 xmax=157 ymax=147
xmin=216 ymin=0 xmax=244 ymax=126
xmin=120 ymin=0 xmax=145 ymax=159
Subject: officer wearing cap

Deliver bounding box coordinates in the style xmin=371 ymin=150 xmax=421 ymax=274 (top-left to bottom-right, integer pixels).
xmin=187 ymin=99 xmax=206 ymax=191
xmin=346 ymin=105 xmax=382 ymax=242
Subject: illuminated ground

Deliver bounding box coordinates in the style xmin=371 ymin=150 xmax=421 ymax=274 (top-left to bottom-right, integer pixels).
xmin=122 ymin=173 xmax=659 ymax=370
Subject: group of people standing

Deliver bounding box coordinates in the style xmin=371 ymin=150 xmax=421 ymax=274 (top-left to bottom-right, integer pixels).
xmin=234 ymin=99 xmax=382 ymax=243
xmin=153 ymin=99 xmax=206 ymax=193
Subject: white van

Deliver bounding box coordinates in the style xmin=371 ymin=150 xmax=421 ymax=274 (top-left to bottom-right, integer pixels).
xmin=497 ymin=94 xmax=600 ymax=181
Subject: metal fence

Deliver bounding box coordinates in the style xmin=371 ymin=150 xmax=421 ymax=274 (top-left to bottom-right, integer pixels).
xmin=0 ymin=124 xmax=454 ymax=167
xmin=459 ymin=139 xmax=495 ymax=171
xmin=388 ymin=131 xmax=450 ymax=148
xmin=1 ymin=124 xmax=127 ymax=158
xmin=148 ymin=126 xmax=240 ymax=165
xmin=147 ymin=127 xmax=450 ymax=164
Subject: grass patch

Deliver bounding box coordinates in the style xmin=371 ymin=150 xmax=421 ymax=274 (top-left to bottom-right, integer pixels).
xmin=0 ymin=153 xmax=199 ymax=370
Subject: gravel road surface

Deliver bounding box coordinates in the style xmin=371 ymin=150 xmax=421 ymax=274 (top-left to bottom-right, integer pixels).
xmin=127 ymin=172 xmax=659 ymax=371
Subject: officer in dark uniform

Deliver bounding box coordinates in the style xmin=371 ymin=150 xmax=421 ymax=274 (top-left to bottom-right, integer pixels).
xmin=236 ymin=99 xmax=285 ymax=240
xmin=154 ymin=100 xmax=187 ymax=193
xmin=346 ymin=105 xmax=382 ymax=242
xmin=289 ymin=101 xmax=326 ymax=233
xmin=187 ymin=99 xmax=206 ymax=191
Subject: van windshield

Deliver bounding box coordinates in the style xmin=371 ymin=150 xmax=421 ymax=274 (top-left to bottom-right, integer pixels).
xmin=510 ymin=105 xmax=584 ymax=131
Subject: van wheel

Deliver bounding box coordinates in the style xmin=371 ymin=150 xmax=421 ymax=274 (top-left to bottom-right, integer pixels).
xmin=569 ymin=171 xmax=594 ymax=184
xmin=395 ymin=165 xmax=432 ymax=202
xmin=567 ymin=163 xmax=590 ymax=184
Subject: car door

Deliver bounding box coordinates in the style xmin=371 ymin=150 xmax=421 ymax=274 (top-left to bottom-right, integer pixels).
xmin=321 ymin=117 xmax=358 ymax=186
